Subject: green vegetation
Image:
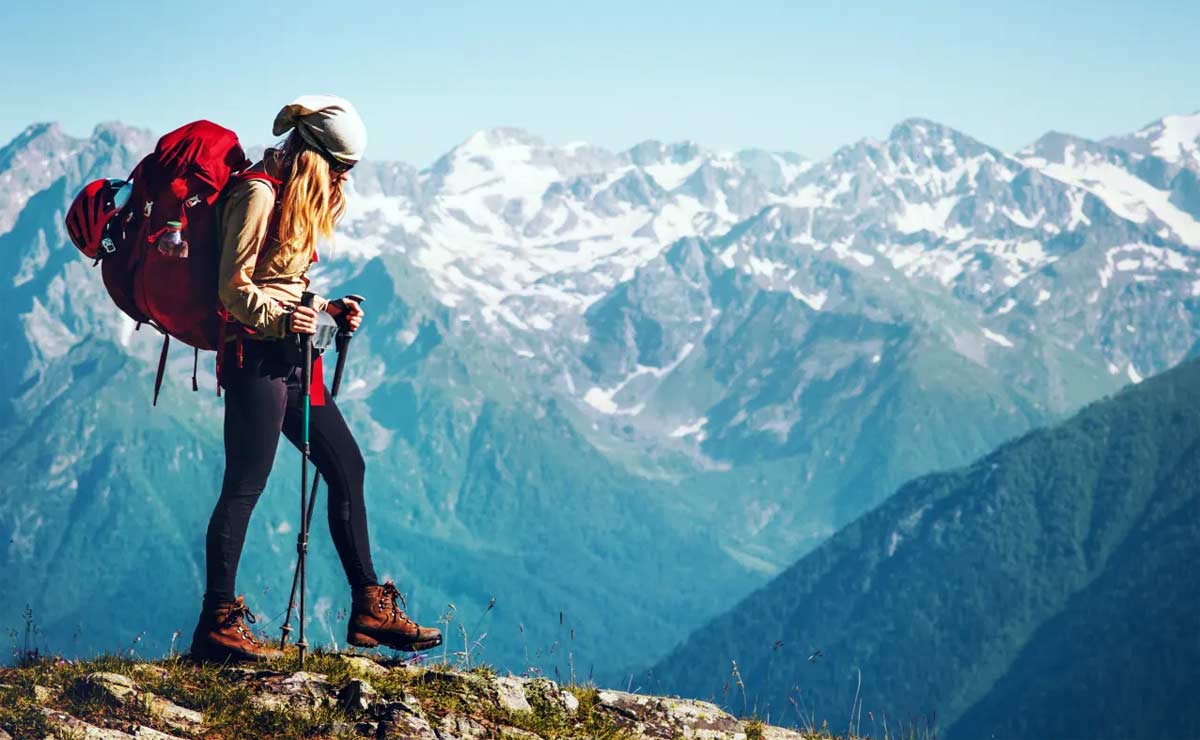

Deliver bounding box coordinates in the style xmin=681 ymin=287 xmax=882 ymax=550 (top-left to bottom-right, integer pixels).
xmin=745 ymin=717 xmax=765 ymax=740
xmin=649 ymin=358 xmax=1200 ymax=740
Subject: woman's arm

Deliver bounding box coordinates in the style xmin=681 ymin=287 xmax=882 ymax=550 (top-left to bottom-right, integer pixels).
xmin=217 ymin=181 xmax=292 ymax=338
xmin=302 ymin=276 xmax=330 ymax=313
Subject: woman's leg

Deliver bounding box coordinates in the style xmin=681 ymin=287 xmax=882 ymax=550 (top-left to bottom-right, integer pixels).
xmin=280 ymin=372 xmax=440 ymax=651
xmin=281 ymin=379 xmax=380 ymax=589
xmin=203 ymin=368 xmax=288 ymax=606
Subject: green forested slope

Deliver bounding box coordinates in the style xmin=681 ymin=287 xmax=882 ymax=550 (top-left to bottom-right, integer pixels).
xmin=950 ymin=433 xmax=1200 ymax=739
xmin=647 ymin=358 xmax=1200 ymax=739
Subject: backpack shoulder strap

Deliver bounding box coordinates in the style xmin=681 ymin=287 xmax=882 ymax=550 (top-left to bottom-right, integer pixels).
xmin=222 ymin=170 xmax=282 ymax=215
xmin=233 ymin=170 xmax=281 ymax=193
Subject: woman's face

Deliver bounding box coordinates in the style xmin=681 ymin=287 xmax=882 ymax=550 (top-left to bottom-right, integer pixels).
xmin=268 ymin=145 xmax=349 ymax=189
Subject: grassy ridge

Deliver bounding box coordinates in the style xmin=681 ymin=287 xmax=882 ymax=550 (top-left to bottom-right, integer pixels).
xmin=0 ymin=650 xmax=886 ymax=739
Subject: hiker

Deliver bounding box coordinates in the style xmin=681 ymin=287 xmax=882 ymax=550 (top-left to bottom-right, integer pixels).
xmin=189 ymin=95 xmax=442 ymax=662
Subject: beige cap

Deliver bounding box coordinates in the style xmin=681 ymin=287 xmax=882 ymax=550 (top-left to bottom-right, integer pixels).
xmin=272 ymin=94 xmax=367 ymax=164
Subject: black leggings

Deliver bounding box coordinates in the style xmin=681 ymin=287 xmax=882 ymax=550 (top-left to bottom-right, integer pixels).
xmin=204 ymin=339 xmax=379 ymax=606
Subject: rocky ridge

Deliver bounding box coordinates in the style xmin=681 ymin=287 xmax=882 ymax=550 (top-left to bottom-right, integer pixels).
xmin=0 ymin=653 xmax=828 ymax=740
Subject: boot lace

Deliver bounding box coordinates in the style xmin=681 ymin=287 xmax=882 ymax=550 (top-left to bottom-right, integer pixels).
xmin=222 ymin=599 xmax=263 ymax=646
xmin=378 ymin=581 xmax=411 ymax=624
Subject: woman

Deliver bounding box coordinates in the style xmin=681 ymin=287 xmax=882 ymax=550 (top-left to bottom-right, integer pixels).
xmin=190 ymin=95 xmax=441 ymax=662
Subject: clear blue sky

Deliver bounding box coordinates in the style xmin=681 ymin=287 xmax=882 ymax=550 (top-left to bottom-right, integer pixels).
xmin=2 ymin=0 xmax=1196 ymax=165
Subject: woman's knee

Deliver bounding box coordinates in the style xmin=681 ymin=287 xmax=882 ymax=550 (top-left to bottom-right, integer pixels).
xmin=325 ymin=449 xmax=366 ymax=522
xmin=215 ymin=481 xmax=266 ymax=511
xmin=220 ymin=460 xmax=275 ymax=498
xmin=322 ymin=436 xmax=365 ymax=488
xmin=344 ymin=444 xmax=365 ymax=483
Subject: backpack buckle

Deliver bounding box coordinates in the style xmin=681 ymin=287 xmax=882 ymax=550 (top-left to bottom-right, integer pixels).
xmin=185 ymin=194 xmax=201 ymax=207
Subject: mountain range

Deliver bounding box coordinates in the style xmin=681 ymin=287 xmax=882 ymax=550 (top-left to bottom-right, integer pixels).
xmin=0 ymin=109 xmax=1197 ymax=689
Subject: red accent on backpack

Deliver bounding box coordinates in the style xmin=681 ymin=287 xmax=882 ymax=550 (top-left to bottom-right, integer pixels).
xmin=88 ymin=120 xmax=252 ymax=351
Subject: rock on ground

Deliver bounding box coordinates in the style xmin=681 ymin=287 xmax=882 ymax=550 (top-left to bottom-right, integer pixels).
xmin=595 ymin=688 xmax=748 ymax=738
xmin=70 ymin=672 xmax=204 ymax=733
xmin=374 ymin=699 xmax=438 ymax=739
xmin=250 ymin=670 xmax=335 ymax=713
xmin=338 ymin=677 xmax=380 ymax=714
xmin=40 ymin=707 xmax=187 ymax=740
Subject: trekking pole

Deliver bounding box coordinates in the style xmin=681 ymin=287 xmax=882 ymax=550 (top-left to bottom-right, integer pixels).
xmin=279 ymin=294 xmax=365 ymax=656
xmin=296 ymin=291 xmax=316 ymax=668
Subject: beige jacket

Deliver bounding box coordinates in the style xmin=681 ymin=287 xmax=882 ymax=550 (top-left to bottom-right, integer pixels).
xmin=216 ymin=176 xmax=328 ymax=339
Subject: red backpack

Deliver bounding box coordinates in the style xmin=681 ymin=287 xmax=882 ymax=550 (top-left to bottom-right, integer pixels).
xmin=67 ymin=121 xmax=272 ymax=402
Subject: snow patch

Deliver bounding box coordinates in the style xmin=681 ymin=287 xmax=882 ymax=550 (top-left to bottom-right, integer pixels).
xmin=643 ymin=158 xmax=702 ymax=190
xmin=1032 ymin=151 xmax=1200 ymax=246
xmin=982 ymin=328 xmax=1014 ymax=348
xmin=22 ymin=299 xmax=77 ymax=360
xmin=1148 ymin=114 xmax=1200 ymax=165
xmin=789 ymin=287 xmax=828 ymax=310
xmin=894 ymin=196 xmax=960 ymax=234
xmin=583 ymin=387 xmax=642 ymax=415
xmin=669 ymin=417 xmax=708 ymax=439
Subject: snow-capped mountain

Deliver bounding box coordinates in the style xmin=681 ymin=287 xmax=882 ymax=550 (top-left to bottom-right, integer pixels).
xmin=1 ymin=110 xmax=1197 ymax=679
xmin=1102 ymin=112 xmax=1200 ymax=173
xmin=0 ymin=122 xmax=154 ymax=236
xmin=328 ymin=112 xmax=1200 ymax=470
xmin=340 ymin=127 xmax=803 ymax=321
xmin=1021 ymin=128 xmax=1200 ymax=246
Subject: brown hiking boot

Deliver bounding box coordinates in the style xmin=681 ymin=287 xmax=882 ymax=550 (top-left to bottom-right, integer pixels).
xmin=347 ymin=581 xmax=442 ymax=652
xmin=190 ymin=596 xmax=283 ymax=663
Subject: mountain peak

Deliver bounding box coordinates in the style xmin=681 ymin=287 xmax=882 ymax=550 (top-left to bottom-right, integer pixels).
xmin=877 ymin=116 xmax=1003 ymax=167
xmin=628 ymin=139 xmax=705 ymax=167
xmin=20 ymin=121 xmax=63 ymax=139
xmin=88 ymin=120 xmax=154 ymax=150
xmin=889 ymin=116 xmax=950 ymax=137
xmin=1017 ymin=129 xmax=1094 ymax=161
xmin=0 ymin=122 xmax=76 ymax=184
xmin=0 ymin=121 xmax=69 ymax=154
xmin=90 ymin=120 xmax=145 ymax=137
xmin=1103 ymin=111 xmax=1200 ymax=169
xmin=458 ymin=126 xmax=545 ymax=152
xmin=887 ymin=117 xmax=980 ymax=147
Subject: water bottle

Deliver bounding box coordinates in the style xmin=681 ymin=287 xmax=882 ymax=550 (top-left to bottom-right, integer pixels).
xmin=111 ymin=180 xmax=132 ymax=211
xmin=156 ymin=221 xmax=189 ymax=258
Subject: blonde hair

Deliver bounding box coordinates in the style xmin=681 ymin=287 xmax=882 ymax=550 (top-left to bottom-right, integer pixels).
xmin=274 ymin=132 xmax=346 ymax=262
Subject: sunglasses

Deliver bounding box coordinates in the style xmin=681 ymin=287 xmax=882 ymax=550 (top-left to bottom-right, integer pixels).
xmin=308 ymin=137 xmax=356 ymax=174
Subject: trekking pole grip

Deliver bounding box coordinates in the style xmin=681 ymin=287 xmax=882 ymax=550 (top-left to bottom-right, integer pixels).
xmin=333 ymin=293 xmax=365 ymax=352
